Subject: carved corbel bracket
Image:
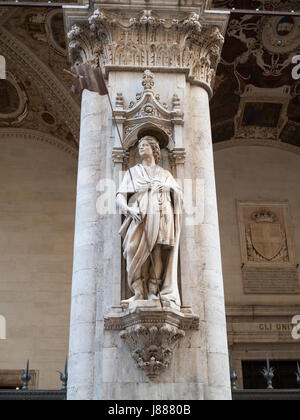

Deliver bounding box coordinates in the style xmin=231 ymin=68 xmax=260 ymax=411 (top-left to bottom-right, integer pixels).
xmin=105 ymin=301 xmax=199 ymax=379
xmin=112 ymin=147 xmax=129 ymax=165
xmin=169 ymin=148 xmax=186 ymax=167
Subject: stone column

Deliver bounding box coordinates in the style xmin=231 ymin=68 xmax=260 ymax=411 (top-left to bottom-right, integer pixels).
xmin=65 ymin=1 xmax=231 ymax=400
xmin=68 ymin=89 xmax=111 ymax=400
xmin=185 ymin=84 xmax=231 ymax=399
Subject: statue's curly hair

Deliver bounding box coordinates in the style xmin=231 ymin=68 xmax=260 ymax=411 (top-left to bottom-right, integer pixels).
xmin=138 ymin=136 xmax=161 ymax=164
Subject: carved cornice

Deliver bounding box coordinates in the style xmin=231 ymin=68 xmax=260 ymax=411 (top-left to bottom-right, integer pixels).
xmin=0 ymin=26 xmax=80 ymax=142
xmin=112 ymin=147 xmax=129 ymax=164
xmin=0 ymin=128 xmax=78 ymax=158
xmin=67 ymin=9 xmax=226 ymax=95
xmin=169 ymin=148 xmax=186 ymax=166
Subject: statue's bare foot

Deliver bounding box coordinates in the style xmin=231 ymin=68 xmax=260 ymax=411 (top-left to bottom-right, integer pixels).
xmin=147 ymin=293 xmax=158 ymax=300
xmin=147 ymin=279 xmax=162 ymax=300
xmin=121 ymin=293 xmax=144 ymax=305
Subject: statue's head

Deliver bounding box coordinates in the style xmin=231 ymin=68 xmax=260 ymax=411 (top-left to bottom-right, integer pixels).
xmin=138 ymin=136 xmax=161 ymax=164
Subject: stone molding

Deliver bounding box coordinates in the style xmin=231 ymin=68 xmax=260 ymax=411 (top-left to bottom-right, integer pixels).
xmin=0 ymin=26 xmax=80 ymax=142
xmin=105 ymin=301 xmax=199 ymax=379
xmin=67 ymin=8 xmax=227 ymax=96
xmin=0 ymin=128 xmax=78 ymax=158
xmin=226 ymin=304 xmax=300 ymax=318
xmin=226 ymin=304 xmax=300 ymax=345
xmin=213 ymin=138 xmax=300 ymax=157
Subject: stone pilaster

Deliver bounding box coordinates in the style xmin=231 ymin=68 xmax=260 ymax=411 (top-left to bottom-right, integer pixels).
xmin=65 ymin=1 xmax=231 ymax=401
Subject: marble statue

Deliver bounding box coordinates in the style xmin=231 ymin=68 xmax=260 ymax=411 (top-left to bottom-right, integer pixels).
xmin=116 ymin=135 xmax=183 ymax=306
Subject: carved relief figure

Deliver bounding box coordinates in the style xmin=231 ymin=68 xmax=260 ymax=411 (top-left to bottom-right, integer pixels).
xmin=116 ymin=136 xmax=183 ymax=306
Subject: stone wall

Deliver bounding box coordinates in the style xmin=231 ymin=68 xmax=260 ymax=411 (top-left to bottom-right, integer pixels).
xmin=0 ymin=134 xmax=77 ymax=389
xmin=214 ymin=145 xmax=300 ymax=388
xmin=215 ymin=145 xmax=300 ymax=306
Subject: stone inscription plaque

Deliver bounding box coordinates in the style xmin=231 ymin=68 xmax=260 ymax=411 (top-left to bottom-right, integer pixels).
xmin=243 ymin=267 xmax=300 ymax=294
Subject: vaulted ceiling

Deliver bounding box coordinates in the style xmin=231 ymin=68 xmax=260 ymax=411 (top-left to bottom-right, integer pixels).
xmin=0 ymin=1 xmax=300 ymax=154
xmin=0 ymin=5 xmax=80 ymax=155
xmin=211 ymin=0 xmax=300 ymax=150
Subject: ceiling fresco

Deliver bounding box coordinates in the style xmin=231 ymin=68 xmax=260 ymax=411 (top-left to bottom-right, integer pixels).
xmin=0 ymin=2 xmax=300 ymax=153
xmin=211 ymin=1 xmax=300 ymax=148
xmin=0 ymin=6 xmax=80 ymax=152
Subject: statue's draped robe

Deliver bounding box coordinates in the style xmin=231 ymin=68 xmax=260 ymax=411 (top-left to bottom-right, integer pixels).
xmin=117 ymin=164 xmax=183 ymax=306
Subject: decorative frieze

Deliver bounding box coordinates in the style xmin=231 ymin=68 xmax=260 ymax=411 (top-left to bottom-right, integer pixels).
xmin=67 ymin=9 xmax=225 ymax=95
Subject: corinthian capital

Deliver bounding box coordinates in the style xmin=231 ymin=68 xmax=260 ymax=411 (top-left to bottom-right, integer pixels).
xmin=67 ymin=8 xmax=227 ymax=96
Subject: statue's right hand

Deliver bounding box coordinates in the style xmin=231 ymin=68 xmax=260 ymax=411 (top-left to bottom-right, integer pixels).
xmin=127 ymin=208 xmax=142 ymax=224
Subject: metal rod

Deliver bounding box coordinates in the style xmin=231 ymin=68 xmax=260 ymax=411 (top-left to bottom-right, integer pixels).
xmin=1 ymin=2 xmax=299 ymax=17
xmin=261 ymin=355 xmax=275 ymax=390
xmin=211 ymin=8 xmax=300 ymax=17
xmin=21 ymin=360 xmax=32 ymax=391
xmin=0 ymin=2 xmax=67 ymax=7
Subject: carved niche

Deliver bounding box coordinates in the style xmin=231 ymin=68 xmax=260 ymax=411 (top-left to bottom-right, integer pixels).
xmin=112 ymin=69 xmax=185 ymax=174
xmin=237 ymin=202 xmax=300 ymax=294
xmin=105 ymin=70 xmax=199 ymax=379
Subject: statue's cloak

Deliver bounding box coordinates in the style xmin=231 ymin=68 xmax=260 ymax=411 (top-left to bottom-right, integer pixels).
xmin=117 ymin=164 xmax=183 ymax=306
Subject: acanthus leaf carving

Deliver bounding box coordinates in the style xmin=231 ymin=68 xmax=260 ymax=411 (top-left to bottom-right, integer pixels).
xmin=120 ymin=324 xmax=185 ymax=380
xmin=67 ymin=9 xmax=225 ymax=94
xmin=105 ymin=302 xmax=199 ymax=380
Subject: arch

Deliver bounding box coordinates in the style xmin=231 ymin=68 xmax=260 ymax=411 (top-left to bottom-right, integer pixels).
xmin=213 ymin=138 xmax=300 ymax=157
xmin=0 ymin=128 xmax=78 ymax=158
xmin=0 ymin=315 xmax=6 ymax=339
xmin=0 ymin=72 xmax=28 ymax=123
xmin=123 ymin=122 xmax=173 ymax=150
xmin=0 ymin=25 xmax=80 ymax=142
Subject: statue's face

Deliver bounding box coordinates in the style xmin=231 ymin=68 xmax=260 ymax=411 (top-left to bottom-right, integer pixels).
xmin=138 ymin=139 xmax=153 ymax=159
